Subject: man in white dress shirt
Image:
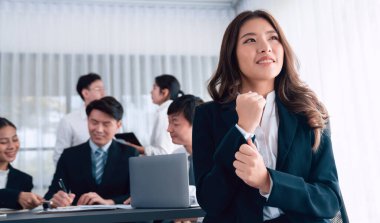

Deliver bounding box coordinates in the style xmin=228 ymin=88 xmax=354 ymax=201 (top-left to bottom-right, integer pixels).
xmin=53 ymin=73 xmax=105 ymax=164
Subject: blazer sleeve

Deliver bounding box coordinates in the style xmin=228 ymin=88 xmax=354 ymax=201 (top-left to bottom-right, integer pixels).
xmin=0 ymin=169 xmax=33 ymax=209
xmin=266 ymin=131 xmax=342 ymax=219
xmin=193 ymin=104 xmax=246 ymax=216
xmin=44 ymin=152 xmax=67 ymax=200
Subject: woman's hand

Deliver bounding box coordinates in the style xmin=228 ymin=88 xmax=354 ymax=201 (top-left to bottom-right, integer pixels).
xmin=18 ymin=192 xmax=44 ymax=209
xmin=233 ymin=139 xmax=270 ymax=193
xmin=77 ymin=192 xmax=114 ymax=205
xmin=236 ymin=91 xmax=266 ymax=133
xmin=125 ymin=141 xmax=145 ymax=154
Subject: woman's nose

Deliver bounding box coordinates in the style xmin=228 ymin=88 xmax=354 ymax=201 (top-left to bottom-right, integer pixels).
xmin=257 ymin=41 xmax=272 ymax=53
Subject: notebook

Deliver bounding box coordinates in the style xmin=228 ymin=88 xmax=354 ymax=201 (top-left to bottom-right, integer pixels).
xmin=129 ymin=153 xmax=190 ymax=208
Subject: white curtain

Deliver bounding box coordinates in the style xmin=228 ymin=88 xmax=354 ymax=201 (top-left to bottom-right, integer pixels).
xmin=0 ymin=0 xmax=234 ymax=195
xmin=236 ymin=0 xmax=380 ymax=222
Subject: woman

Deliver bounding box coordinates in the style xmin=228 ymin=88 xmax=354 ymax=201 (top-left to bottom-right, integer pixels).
xmin=192 ymin=10 xmax=348 ymax=223
xmin=127 ymin=74 xmax=182 ymax=156
xmin=0 ymin=117 xmax=43 ymax=209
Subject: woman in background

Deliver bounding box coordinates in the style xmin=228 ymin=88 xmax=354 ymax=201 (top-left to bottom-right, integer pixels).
xmin=0 ymin=117 xmax=43 ymax=209
xmin=126 ymin=74 xmax=182 ymax=155
xmin=193 ymin=10 xmax=348 ymax=223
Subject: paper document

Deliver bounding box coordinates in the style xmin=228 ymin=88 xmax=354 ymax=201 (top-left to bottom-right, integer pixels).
xmin=38 ymin=204 xmax=132 ymax=213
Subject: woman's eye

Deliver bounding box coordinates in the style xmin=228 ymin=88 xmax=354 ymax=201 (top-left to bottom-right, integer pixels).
xmin=244 ymin=38 xmax=256 ymax=44
xmin=270 ymin=35 xmax=279 ymax=40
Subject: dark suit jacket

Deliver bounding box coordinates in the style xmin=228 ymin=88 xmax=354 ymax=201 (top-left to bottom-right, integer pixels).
xmin=0 ymin=165 xmax=33 ymax=209
xmin=44 ymin=140 xmax=139 ymax=205
xmin=193 ymin=97 xmax=349 ymax=223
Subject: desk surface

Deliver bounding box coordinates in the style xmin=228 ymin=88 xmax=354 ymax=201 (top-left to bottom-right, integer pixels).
xmin=0 ymin=207 xmax=205 ymax=223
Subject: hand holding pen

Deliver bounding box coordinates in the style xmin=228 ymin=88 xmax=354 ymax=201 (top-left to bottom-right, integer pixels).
xmin=50 ymin=178 xmax=75 ymax=208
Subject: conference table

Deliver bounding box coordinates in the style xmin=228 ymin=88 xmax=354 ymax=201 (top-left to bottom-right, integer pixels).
xmin=0 ymin=207 xmax=205 ymax=223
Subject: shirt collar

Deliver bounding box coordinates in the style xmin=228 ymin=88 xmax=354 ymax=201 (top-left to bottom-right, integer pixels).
xmin=266 ymin=90 xmax=276 ymax=106
xmin=157 ymin=100 xmax=172 ymax=112
xmin=89 ymin=139 xmax=112 ymax=154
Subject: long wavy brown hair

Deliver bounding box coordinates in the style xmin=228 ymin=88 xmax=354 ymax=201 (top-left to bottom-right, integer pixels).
xmin=208 ymin=10 xmax=328 ymax=150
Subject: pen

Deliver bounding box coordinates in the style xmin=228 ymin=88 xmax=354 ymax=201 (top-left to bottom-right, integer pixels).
xmin=42 ymin=200 xmax=53 ymax=210
xmin=58 ymin=178 xmax=68 ymax=193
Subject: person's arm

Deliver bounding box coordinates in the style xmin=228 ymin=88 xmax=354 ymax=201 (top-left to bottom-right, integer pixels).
xmin=45 ymin=151 xmax=68 ymax=201
xmin=266 ymin=132 xmax=342 ymax=219
xmin=53 ymin=117 xmax=73 ymax=164
xmin=193 ymin=105 xmax=244 ymax=216
xmin=0 ymin=188 xmax=23 ymax=209
xmin=0 ymin=171 xmax=36 ymax=209
xmin=108 ymin=147 xmax=140 ymax=204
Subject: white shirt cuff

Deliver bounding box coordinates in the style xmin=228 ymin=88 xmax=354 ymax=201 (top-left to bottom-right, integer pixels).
xmin=235 ymin=124 xmax=255 ymax=141
xmin=259 ymin=173 xmax=273 ymax=200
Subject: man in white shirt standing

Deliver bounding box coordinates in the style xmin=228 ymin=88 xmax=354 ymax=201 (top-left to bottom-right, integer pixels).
xmin=53 ymin=73 xmax=105 ymax=164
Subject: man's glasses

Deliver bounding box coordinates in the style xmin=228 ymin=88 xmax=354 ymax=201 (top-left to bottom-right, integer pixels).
xmin=88 ymin=87 xmax=105 ymax=92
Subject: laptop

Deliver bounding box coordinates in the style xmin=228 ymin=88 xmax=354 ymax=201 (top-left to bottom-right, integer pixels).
xmin=129 ymin=153 xmax=190 ymax=208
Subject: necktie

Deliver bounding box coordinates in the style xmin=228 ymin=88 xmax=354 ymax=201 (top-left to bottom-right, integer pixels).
xmin=94 ymin=148 xmax=106 ymax=184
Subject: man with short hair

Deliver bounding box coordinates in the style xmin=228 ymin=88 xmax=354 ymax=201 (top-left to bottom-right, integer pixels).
xmin=45 ymin=96 xmax=139 ymax=207
xmin=167 ymin=95 xmax=203 ymax=197
xmin=53 ymin=73 xmax=106 ymax=164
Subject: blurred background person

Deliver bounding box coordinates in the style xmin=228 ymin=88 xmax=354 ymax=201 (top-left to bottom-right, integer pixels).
xmin=53 ymin=73 xmax=105 ymax=164
xmin=126 ymin=74 xmax=182 ymax=156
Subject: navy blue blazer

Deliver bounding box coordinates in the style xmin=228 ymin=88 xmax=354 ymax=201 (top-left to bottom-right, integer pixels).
xmin=193 ymin=97 xmax=348 ymax=223
xmin=0 ymin=165 xmax=33 ymax=209
xmin=44 ymin=140 xmax=139 ymax=205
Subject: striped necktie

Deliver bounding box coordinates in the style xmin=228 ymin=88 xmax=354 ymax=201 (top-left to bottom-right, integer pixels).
xmin=94 ymin=148 xmax=106 ymax=184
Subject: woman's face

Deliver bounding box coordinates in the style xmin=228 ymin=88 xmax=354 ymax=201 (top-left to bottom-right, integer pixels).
xmin=0 ymin=126 xmax=20 ymax=165
xmin=236 ymin=17 xmax=284 ymax=85
xmin=150 ymin=83 xmax=167 ymax=105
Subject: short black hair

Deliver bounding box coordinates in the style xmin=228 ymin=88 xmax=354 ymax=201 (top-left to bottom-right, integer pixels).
xmin=155 ymin=74 xmax=183 ymax=100
xmin=86 ymin=96 xmax=123 ymax=121
xmin=167 ymin=95 xmax=203 ymax=125
xmin=0 ymin=117 xmax=17 ymax=129
xmin=76 ymin=73 xmax=102 ymax=100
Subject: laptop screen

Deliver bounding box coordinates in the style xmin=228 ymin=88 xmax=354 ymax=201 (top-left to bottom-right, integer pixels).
xmin=129 ymin=153 xmax=190 ymax=208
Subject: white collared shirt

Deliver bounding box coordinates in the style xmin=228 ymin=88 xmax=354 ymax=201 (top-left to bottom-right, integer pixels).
xmin=53 ymin=106 xmax=90 ymax=164
xmin=145 ymin=100 xmax=181 ymax=156
xmin=0 ymin=169 xmax=10 ymax=189
xmin=235 ymin=91 xmax=283 ymax=221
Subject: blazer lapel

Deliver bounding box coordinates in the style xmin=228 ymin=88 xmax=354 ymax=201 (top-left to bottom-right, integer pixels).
xmin=276 ymin=97 xmax=298 ymax=170
xmin=82 ymin=143 xmax=96 ymax=187
xmin=6 ymin=165 xmax=17 ymax=188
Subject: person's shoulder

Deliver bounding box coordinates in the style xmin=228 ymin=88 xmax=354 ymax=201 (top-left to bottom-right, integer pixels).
xmin=196 ymin=101 xmax=219 ymax=111
xmin=9 ymin=165 xmax=32 ymax=181
xmin=196 ymin=100 xmax=233 ymax=114
xmin=113 ymin=140 xmax=139 ymax=156
xmin=62 ymin=142 xmax=89 ymax=156
xmin=65 ymin=109 xmax=84 ymax=119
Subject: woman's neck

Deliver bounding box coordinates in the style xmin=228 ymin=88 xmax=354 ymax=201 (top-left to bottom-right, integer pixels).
xmin=241 ymin=80 xmax=274 ymax=98
xmin=0 ymin=162 xmax=8 ymax=171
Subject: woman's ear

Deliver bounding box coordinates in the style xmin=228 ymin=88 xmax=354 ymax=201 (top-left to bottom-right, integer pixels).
xmin=161 ymin=88 xmax=170 ymax=100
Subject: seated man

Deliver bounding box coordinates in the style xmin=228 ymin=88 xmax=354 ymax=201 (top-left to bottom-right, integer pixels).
xmin=45 ymin=96 xmax=139 ymax=207
xmin=166 ymin=95 xmax=203 ymax=204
